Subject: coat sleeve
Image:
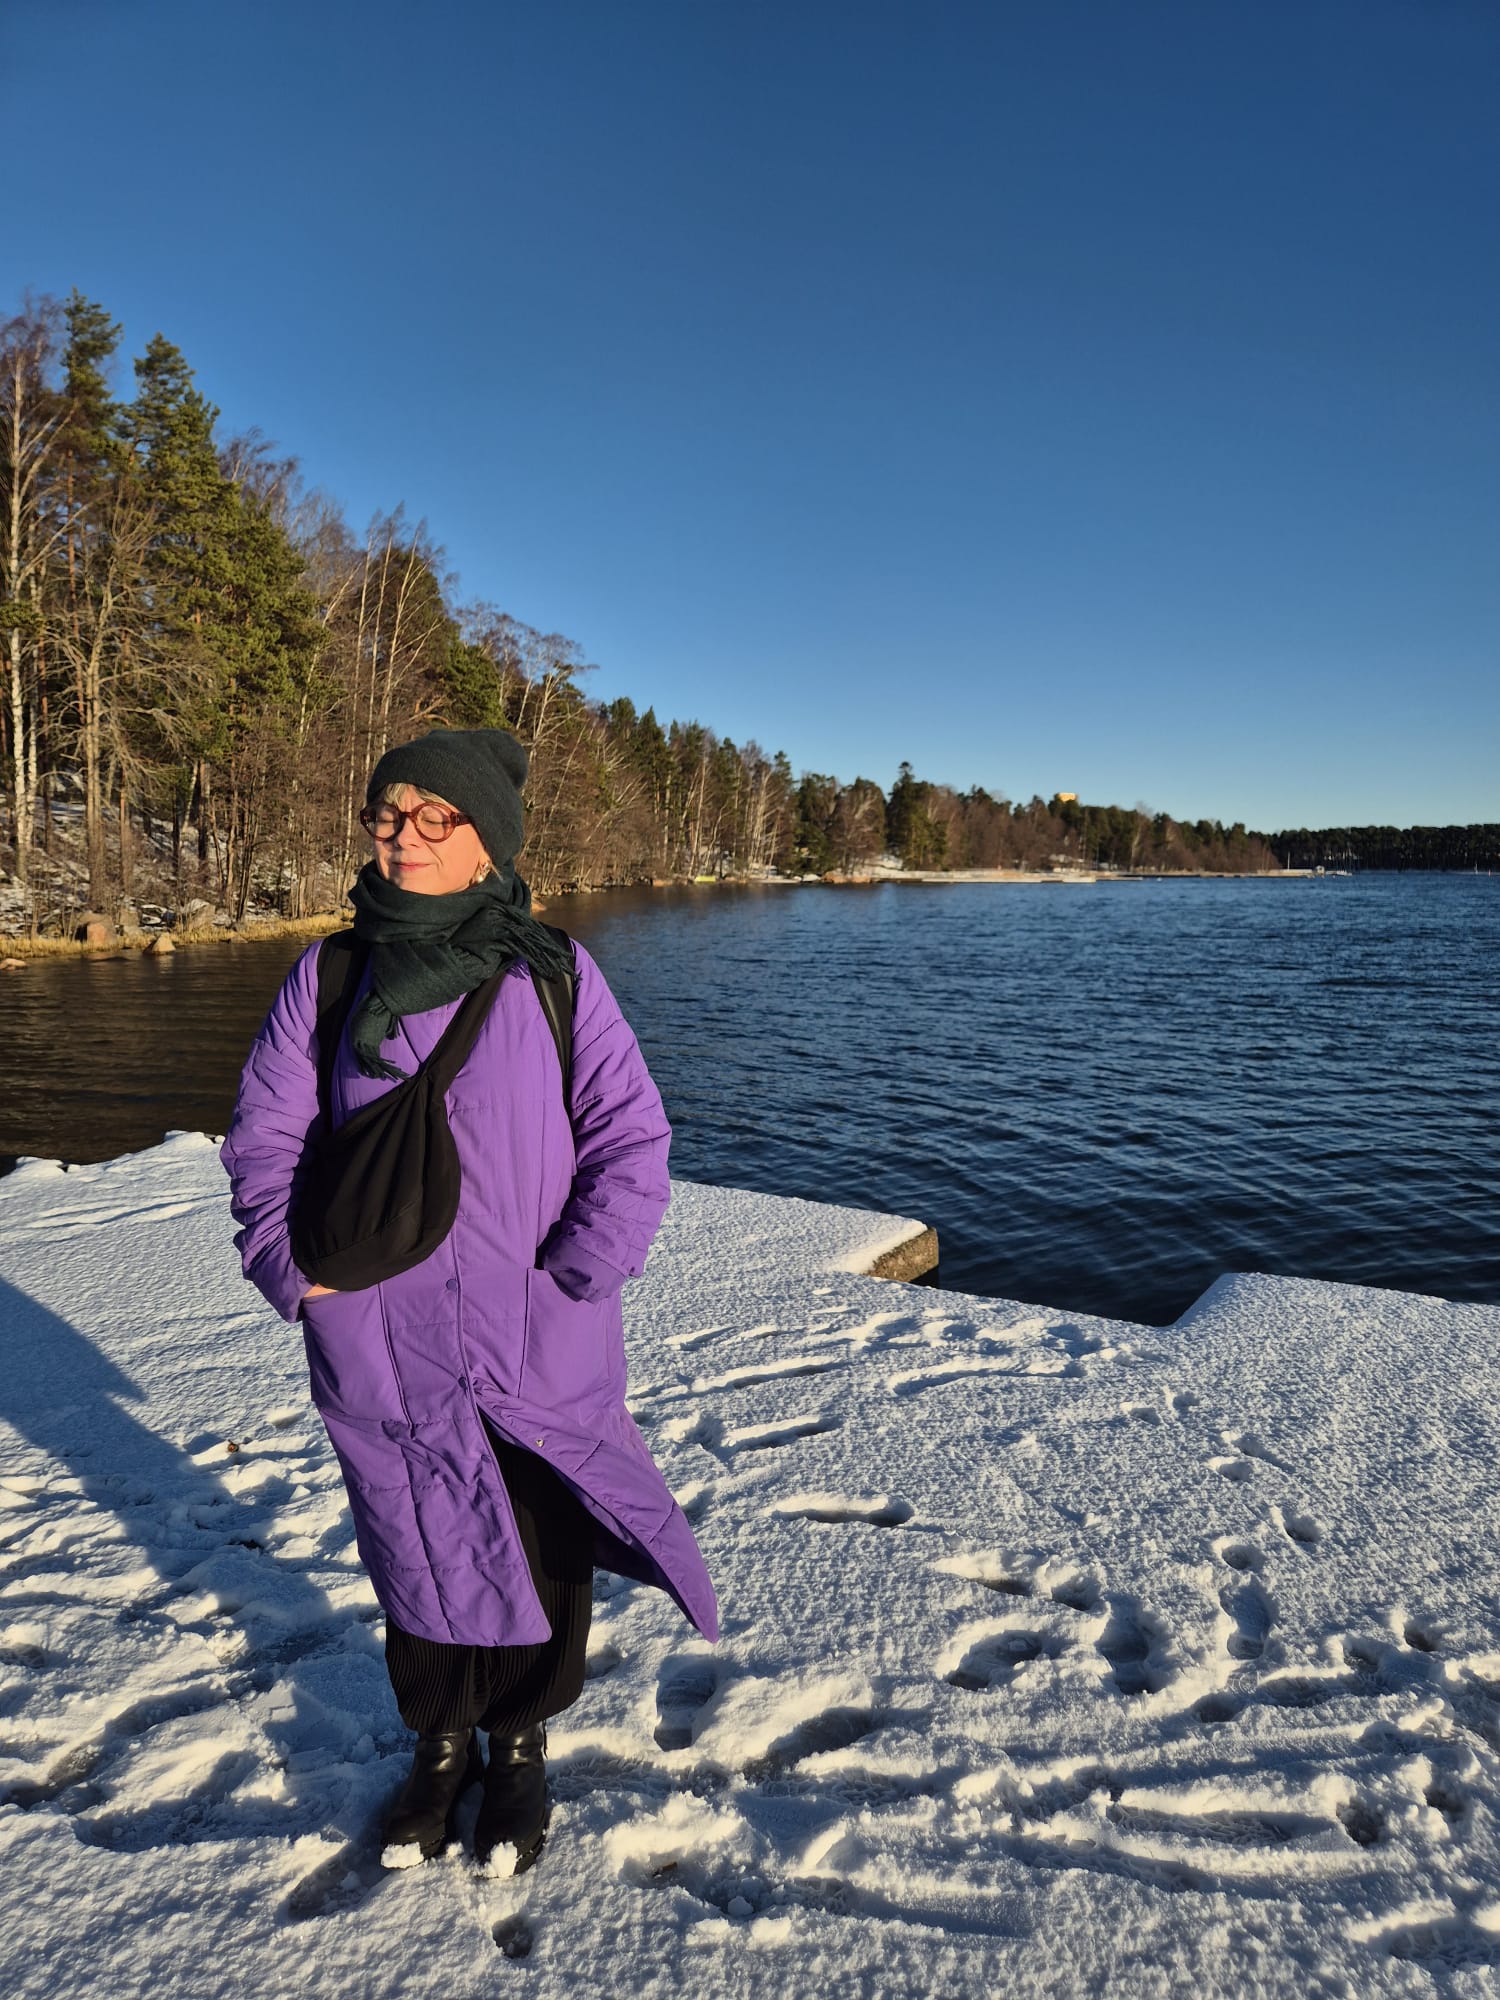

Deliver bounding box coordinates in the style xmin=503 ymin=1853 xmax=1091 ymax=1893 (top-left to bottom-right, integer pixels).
xmin=219 ymin=943 xmax=324 ymax=1324
xmin=538 ymin=941 xmax=672 ymax=1304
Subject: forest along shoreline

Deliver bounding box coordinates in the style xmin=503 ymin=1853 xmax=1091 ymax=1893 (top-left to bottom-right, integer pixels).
xmin=0 ymin=867 xmax=1324 ymax=964
xmin=4 ymin=295 xmax=1494 ymax=952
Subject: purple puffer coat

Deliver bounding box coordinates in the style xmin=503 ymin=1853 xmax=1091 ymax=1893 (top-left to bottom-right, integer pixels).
xmin=220 ymin=939 xmax=718 ymax=1648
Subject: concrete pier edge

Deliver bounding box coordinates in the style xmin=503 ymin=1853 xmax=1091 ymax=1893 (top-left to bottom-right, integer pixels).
xmin=864 ymin=1222 xmax=940 ymax=1282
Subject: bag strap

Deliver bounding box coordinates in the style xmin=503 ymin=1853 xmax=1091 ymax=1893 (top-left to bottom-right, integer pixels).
xmin=312 ymin=923 xmax=577 ymax=1110
xmin=313 ymin=931 xmax=368 ymax=1127
xmin=423 ymin=969 xmax=507 ymax=1093
xmin=532 ymin=923 xmax=578 ymax=1101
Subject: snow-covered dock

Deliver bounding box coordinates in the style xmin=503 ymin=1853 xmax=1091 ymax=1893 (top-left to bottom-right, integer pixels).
xmin=2 ymin=1135 xmax=1499 ymax=1998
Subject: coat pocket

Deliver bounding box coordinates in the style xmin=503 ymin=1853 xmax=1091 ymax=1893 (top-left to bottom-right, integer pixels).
xmin=301 ymin=1284 xmax=405 ymax=1424
xmin=520 ymin=1267 xmax=619 ymax=1423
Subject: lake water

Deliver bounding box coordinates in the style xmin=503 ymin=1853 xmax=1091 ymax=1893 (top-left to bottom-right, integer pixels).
xmin=2 ymin=874 xmax=1495 ymax=1325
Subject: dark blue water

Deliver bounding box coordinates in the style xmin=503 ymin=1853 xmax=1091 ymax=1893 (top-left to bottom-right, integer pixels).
xmin=549 ymin=874 xmax=1500 ymax=1324
xmin=2 ymin=874 xmax=1495 ymax=1324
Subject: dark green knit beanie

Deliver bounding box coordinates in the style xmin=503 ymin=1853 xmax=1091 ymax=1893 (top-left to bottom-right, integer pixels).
xmin=366 ymin=729 xmax=528 ymax=868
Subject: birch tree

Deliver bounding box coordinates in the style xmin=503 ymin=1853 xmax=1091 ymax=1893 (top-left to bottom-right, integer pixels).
xmin=0 ymin=303 xmax=65 ymax=892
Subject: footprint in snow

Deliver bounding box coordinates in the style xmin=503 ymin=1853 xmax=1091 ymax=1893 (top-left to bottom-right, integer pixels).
xmin=665 ymin=1324 xmax=736 ymax=1353
xmin=768 ymin=1492 xmax=913 ymax=1528
xmin=945 ymin=1623 xmax=1067 ymax=1691
xmin=723 ymin=1414 xmax=841 ymax=1455
xmin=885 ymin=1357 xmax=1026 ymax=1398
xmin=1366 ymin=1906 xmax=1500 ymax=1966
xmin=1219 ymin=1428 xmax=1295 ymax=1475
xmin=492 ymin=1918 xmax=534 ymax=1958
xmin=1208 ymin=1455 xmax=1255 ymax=1485
xmin=746 ymin=1706 xmax=885 ymax=1776
xmin=657 ymin=1412 xmax=727 ymax=1460
xmin=939 ymin=1553 xmax=1102 ymax=1614
xmin=1274 ymin=1505 xmax=1326 ymax=1550
xmin=1049 ymin=1572 xmax=1103 ymax=1613
xmin=653 ymin=1657 xmax=719 ymax=1751
xmin=1422 ymin=1773 xmax=1468 ymax=1826
xmin=1106 ymin=1795 xmax=1332 ymax=1850
xmin=671 ymin=1481 xmax=715 ymax=1525
xmin=937 ymin=1564 xmax=1108 ymax=1693
xmin=1335 ymin=1797 xmax=1386 ymax=1847
xmin=708 ymin=1355 xmax=841 ymax=1390
xmin=1220 ymin=1573 xmax=1275 ymax=1662
xmin=635 ymin=1354 xmax=842 ymax=1407
xmin=1096 ymin=1596 xmax=1171 ymax=1697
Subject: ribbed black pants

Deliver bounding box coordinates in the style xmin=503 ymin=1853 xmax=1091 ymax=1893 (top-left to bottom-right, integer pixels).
xmin=384 ymin=1426 xmax=594 ymax=1736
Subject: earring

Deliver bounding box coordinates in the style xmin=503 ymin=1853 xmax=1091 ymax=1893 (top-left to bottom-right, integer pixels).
xmin=472 ymin=860 xmax=492 ymax=886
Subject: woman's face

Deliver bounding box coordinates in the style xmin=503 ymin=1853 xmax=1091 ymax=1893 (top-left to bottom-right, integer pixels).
xmin=369 ymin=785 xmax=492 ymax=895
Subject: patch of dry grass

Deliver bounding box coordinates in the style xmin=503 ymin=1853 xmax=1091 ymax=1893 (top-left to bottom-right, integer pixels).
xmin=0 ymin=913 xmax=348 ymax=962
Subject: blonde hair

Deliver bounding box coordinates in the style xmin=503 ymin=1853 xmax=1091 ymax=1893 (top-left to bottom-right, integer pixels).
xmin=377 ymin=780 xmax=452 ymax=808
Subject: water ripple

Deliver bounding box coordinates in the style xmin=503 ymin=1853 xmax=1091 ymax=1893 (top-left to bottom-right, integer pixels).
xmin=1 ymin=874 xmax=1497 ymax=1326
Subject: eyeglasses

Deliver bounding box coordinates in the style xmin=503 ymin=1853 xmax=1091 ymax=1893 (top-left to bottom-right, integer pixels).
xmin=359 ymin=802 xmax=474 ymax=842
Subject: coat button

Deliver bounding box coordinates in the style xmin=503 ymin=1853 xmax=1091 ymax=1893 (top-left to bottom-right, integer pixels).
xmin=535 ymin=1436 xmax=545 ymax=1447
xmin=445 ymin=1279 xmax=458 ymax=1292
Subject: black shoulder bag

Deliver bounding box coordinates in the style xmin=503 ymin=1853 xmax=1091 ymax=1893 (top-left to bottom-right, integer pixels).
xmin=289 ymin=926 xmax=577 ymax=1292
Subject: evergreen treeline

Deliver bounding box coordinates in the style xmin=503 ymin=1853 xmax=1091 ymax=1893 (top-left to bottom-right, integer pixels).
xmin=787 ymin=766 xmax=1279 ymax=875
xmin=0 ymin=293 xmax=805 ymax=920
xmin=0 ymin=291 xmax=1293 ymax=926
xmin=1264 ymin=825 xmax=1500 ymax=872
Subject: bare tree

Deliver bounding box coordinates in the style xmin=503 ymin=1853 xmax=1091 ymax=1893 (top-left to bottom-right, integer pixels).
xmin=0 ymin=302 xmax=65 ymax=892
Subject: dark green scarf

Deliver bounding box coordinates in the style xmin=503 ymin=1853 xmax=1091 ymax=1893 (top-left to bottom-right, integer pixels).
xmin=346 ymin=862 xmax=573 ymax=1081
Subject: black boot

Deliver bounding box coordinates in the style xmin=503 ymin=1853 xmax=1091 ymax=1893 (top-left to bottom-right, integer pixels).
xmin=474 ymin=1722 xmax=548 ymax=1871
xmin=382 ymin=1729 xmax=484 ymax=1861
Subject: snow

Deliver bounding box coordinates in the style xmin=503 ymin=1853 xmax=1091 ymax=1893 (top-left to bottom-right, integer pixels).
xmin=2 ymin=1133 xmax=1500 ymax=1996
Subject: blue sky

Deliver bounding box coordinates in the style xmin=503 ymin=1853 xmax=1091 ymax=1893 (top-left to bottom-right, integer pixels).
xmin=9 ymin=0 xmax=1497 ymax=829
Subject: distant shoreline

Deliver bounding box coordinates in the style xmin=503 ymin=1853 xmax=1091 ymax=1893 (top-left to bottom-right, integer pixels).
xmin=797 ymin=867 xmax=1312 ymax=886
xmin=0 ymin=866 xmax=1324 ymax=962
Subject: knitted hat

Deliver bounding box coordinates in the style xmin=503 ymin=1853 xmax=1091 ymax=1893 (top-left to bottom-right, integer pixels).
xmin=366 ymin=729 xmax=529 ymax=868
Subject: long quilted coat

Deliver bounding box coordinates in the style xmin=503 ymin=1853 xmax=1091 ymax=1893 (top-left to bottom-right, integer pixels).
xmin=220 ymin=939 xmax=718 ymax=1648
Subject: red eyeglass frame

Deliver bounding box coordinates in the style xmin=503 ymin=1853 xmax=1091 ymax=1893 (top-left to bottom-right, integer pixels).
xmin=358 ymin=802 xmax=474 ymax=842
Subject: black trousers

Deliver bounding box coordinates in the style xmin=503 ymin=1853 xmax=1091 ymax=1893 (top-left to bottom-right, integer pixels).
xmin=384 ymin=1426 xmax=594 ymax=1736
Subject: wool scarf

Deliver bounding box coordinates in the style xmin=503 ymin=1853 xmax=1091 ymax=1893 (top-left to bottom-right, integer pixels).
xmin=346 ymin=862 xmax=574 ymax=1081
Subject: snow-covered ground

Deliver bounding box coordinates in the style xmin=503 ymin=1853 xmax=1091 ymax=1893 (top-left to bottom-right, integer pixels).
xmin=2 ymin=1137 xmax=1499 ymax=1998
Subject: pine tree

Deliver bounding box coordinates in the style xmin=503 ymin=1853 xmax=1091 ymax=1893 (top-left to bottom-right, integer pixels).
xmin=127 ymin=334 xmax=320 ymax=914
xmin=58 ymin=292 xmax=125 ymax=902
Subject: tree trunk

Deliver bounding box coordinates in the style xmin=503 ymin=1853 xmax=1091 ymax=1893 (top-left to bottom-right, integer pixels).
xmin=7 ymin=627 xmax=28 ymax=889
xmin=118 ymin=767 xmax=132 ymax=898
xmin=196 ymin=759 xmax=211 ymax=866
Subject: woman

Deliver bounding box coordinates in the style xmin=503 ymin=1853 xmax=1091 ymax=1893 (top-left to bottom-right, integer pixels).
xmin=221 ymin=727 xmax=717 ymax=1873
